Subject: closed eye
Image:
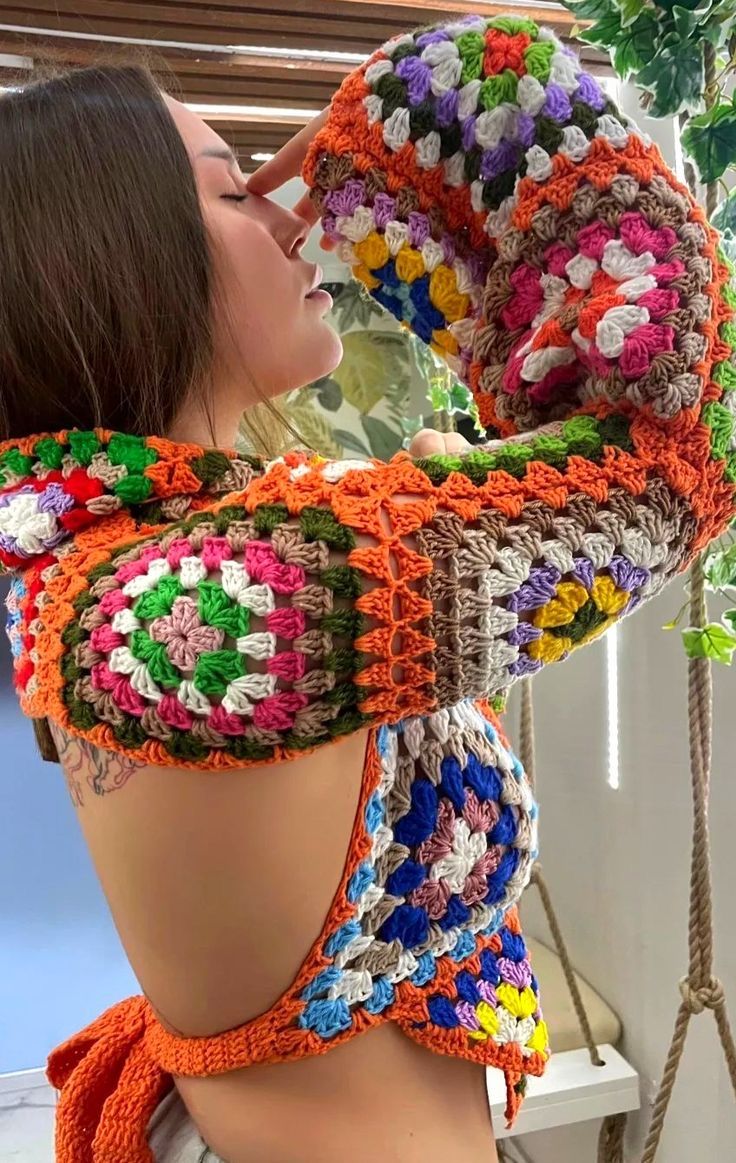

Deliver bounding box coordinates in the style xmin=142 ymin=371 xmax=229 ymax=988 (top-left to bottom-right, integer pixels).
xmin=222 ymin=193 xmax=248 ymax=203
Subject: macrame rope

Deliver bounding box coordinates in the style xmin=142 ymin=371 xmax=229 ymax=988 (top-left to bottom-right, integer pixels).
xmin=640 ymin=554 xmax=736 ymax=1162
xmin=597 ymin=1111 xmax=627 ymax=1163
xmin=640 ymin=46 xmax=736 ymax=1157
xmin=518 ymin=680 xmax=536 ymax=795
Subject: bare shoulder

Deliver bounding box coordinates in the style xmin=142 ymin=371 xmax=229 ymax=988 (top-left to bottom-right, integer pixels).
xmin=48 ymin=722 xmax=140 ymax=807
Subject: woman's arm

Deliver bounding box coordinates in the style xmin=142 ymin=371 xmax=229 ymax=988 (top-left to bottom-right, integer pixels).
xmin=35 ymin=407 xmax=732 ymax=771
xmin=242 ymin=415 xmax=725 ymax=724
xmin=296 ymin=12 xmax=736 ymax=705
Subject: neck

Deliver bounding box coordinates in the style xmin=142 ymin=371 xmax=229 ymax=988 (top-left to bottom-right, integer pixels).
xmin=167 ymin=398 xmax=240 ymax=451
xmin=167 ymin=361 xmax=255 ymax=450
xmin=167 ymin=372 xmax=294 ymax=462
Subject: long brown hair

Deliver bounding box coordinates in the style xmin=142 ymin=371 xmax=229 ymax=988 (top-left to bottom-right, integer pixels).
xmin=0 ymin=64 xmax=213 ymax=441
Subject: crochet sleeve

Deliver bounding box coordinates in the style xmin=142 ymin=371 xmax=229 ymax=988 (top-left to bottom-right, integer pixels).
xmin=295 ymin=11 xmax=736 ymax=712
xmin=38 ymin=421 xmax=733 ymax=770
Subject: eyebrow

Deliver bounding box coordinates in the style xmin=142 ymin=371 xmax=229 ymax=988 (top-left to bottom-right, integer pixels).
xmin=198 ymin=145 xmax=239 ymax=169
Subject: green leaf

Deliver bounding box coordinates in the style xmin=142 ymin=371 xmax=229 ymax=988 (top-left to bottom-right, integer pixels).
xmin=449 ymin=382 xmax=474 ymax=412
xmin=672 ymin=0 xmax=714 ymax=39
xmin=619 ymin=0 xmax=646 ymax=26
xmin=332 ymin=331 xmax=409 ymax=413
xmin=700 ymin=18 xmax=732 ymax=47
xmin=332 ymin=281 xmax=382 ymax=330
xmin=579 ymin=10 xmax=623 ymax=50
xmin=383 ymin=374 xmax=412 ymax=429
xmin=361 ymin=415 xmax=402 ymax=461
xmin=399 ymin=415 xmax=424 ymax=443
xmin=656 ymin=27 xmax=684 ymax=52
xmin=724 ymin=609 xmax=736 ymax=631
xmin=719 ymin=230 xmax=736 ymax=269
xmin=704 ymin=543 xmax=736 ymax=588
xmin=384 ymin=372 xmax=412 ymax=403
xmin=370 ymin=331 xmax=412 ymax=371
xmin=636 ymin=44 xmax=704 ymax=116
xmin=662 ymin=0 xmax=715 ymax=11
xmin=712 ymin=191 xmax=736 ymax=234
xmin=332 ymin=428 xmax=372 ymax=458
xmin=429 ymin=382 xmax=453 ymax=412
xmin=312 ymin=376 xmax=343 ymax=412
xmin=287 ymin=393 xmax=343 ymax=459
xmin=566 ymin=0 xmax=618 ymax=19
xmin=612 ymin=12 xmax=660 ymax=75
xmin=370 ymin=331 xmax=406 ymax=346
xmin=682 ymin=102 xmax=736 ymax=182
xmin=682 ymin=623 xmax=736 ymax=663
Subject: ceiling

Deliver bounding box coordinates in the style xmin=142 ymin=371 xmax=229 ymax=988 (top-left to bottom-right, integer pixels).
xmin=0 ymin=2 xmax=609 ymax=166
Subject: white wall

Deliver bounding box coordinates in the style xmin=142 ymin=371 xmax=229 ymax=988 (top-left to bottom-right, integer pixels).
xmin=510 ymin=590 xmax=736 ymax=1162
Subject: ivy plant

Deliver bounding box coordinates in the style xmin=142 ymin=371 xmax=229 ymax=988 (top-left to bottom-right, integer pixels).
xmin=563 ymin=0 xmax=736 ymax=662
xmin=565 ymin=0 xmax=736 ymax=122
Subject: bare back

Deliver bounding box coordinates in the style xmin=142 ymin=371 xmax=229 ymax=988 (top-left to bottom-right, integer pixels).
xmin=52 ymin=725 xmax=498 ymax=1163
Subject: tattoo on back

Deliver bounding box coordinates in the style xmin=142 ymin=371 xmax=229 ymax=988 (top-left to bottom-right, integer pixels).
xmin=49 ymin=724 xmax=139 ymax=807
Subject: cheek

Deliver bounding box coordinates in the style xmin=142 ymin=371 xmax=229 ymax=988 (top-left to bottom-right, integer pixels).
xmin=208 ymin=212 xmax=343 ymax=391
xmin=215 ymin=217 xmax=292 ymax=319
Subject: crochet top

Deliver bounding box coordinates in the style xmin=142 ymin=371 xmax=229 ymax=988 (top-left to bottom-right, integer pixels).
xmin=3 ymin=14 xmax=736 ymax=1163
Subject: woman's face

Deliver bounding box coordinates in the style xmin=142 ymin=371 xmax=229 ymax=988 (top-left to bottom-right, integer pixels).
xmin=166 ymin=97 xmax=342 ymax=406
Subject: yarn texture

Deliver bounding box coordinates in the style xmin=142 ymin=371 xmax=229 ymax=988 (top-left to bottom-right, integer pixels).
xmin=2 ymin=13 xmax=736 ymax=1163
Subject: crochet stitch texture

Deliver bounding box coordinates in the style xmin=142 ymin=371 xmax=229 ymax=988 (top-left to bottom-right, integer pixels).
xmin=2 ymin=14 xmax=736 ymax=1163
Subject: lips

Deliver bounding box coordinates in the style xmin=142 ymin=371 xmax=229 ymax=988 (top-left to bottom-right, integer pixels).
xmin=306 ymin=263 xmax=323 ymax=296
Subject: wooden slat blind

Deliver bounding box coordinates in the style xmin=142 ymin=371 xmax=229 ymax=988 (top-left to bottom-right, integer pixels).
xmin=0 ymin=2 xmax=608 ymax=163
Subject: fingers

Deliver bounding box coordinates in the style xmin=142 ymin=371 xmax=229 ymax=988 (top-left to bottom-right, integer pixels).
xmin=409 ymin=429 xmax=447 ymax=457
xmin=247 ymin=109 xmax=330 ymax=196
xmin=291 ymin=190 xmax=337 ymax=251
xmin=292 ymin=191 xmax=318 ymax=225
xmin=247 ymin=110 xmax=338 ymax=252
xmin=409 ymin=428 xmax=472 ymax=457
xmin=443 ymin=432 xmax=472 ymax=455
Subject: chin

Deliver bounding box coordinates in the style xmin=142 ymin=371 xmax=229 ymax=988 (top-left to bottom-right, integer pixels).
xmin=260 ymin=322 xmax=343 ymax=398
xmin=304 ymin=326 xmax=343 ymax=383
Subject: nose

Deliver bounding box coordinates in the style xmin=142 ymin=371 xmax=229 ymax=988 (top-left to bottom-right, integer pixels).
xmin=250 ymin=192 xmax=309 ymax=258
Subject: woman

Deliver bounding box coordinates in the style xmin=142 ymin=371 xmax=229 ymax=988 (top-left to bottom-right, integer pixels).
xmin=1 ymin=13 xmax=734 ymax=1163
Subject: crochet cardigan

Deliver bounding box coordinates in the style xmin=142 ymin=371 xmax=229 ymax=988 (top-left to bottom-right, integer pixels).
xmin=3 ymin=14 xmax=736 ymax=1163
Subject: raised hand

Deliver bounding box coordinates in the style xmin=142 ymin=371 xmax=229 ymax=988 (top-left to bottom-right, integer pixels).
xmin=247 ymin=109 xmax=336 ymax=250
